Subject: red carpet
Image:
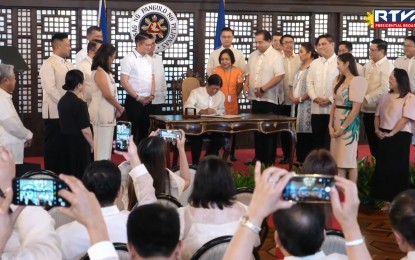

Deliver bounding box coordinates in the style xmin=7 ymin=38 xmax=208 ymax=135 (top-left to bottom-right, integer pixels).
xmin=24 ymin=144 xmax=415 ymax=174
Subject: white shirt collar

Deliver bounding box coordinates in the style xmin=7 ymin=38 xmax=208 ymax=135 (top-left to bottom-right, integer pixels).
xmin=86 ymin=56 xmax=93 ymax=64
xmin=51 ymin=53 xmax=67 ymax=63
xmin=261 ymin=45 xmax=274 ymax=56
xmin=283 ymin=52 xmax=296 ymax=59
xmin=133 ymin=48 xmax=147 ymax=58
xmin=284 ymin=251 xmax=326 ymax=260
xmin=0 ymin=87 xmax=12 ymax=99
xmin=323 ymin=53 xmax=337 ymax=64
xmin=101 ymin=205 xmax=120 ymax=217
xmin=372 ymin=56 xmax=387 ymax=67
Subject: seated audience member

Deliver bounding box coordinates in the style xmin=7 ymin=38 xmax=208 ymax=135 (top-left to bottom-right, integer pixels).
xmin=301 ymin=149 xmax=341 ymax=230
xmin=114 ymin=136 xmax=157 ymax=207
xmin=178 ymin=155 xmax=258 ymax=259
xmin=116 ymin=132 xmax=188 ymax=210
xmin=58 ymin=174 xmax=118 ymax=260
xmin=184 ymin=74 xmax=226 ymax=165
xmin=58 ymin=160 xmax=128 ymax=259
xmin=127 ymin=203 xmax=182 ymax=260
xmin=224 ymin=162 xmax=371 ymax=260
xmin=389 ymin=189 xmax=415 ymax=259
xmin=0 ymin=146 xmax=61 ymax=259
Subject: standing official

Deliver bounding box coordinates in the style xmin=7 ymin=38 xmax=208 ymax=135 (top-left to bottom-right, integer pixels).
xmin=244 ymin=30 xmax=285 ymax=166
xmin=75 ymin=26 xmax=103 ymax=68
xmin=120 ymin=32 xmax=155 ymax=145
xmin=206 ymin=27 xmax=246 ymax=76
xmin=39 ymin=33 xmax=74 ymax=172
xmin=0 ymin=64 xmax=33 ymax=171
xmin=148 ymin=36 xmax=167 ymax=114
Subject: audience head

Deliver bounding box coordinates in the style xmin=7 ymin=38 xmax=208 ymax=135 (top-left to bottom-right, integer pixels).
xmin=272 ymin=32 xmax=283 ymax=51
xmin=255 ymin=30 xmax=272 ymax=53
xmin=0 ymin=64 xmax=16 ymax=93
xmin=338 ymin=40 xmax=353 ymax=55
xmin=86 ymin=26 xmax=103 ymax=42
xmin=137 ymin=136 xmax=168 ymax=194
xmin=389 ymin=68 xmax=411 ymax=98
xmin=219 ymin=48 xmax=236 ymax=69
xmin=273 ymin=203 xmax=325 ymax=257
xmin=51 ymin=32 xmax=71 ymax=58
xmin=91 ymin=43 xmax=116 ymax=73
xmin=315 ymin=34 xmax=335 ymax=59
xmin=298 ymin=42 xmax=318 ymax=63
xmin=302 ymin=149 xmax=337 ymax=176
xmin=134 ymin=32 xmax=154 ymax=55
xmin=206 ymin=74 xmax=223 ymax=96
xmin=404 ymin=36 xmax=415 ymax=59
xmin=280 ymin=34 xmax=295 ymax=55
xmin=82 ymin=160 xmax=122 ymax=207
xmin=390 ymin=189 xmax=415 ymax=252
xmin=62 ymin=69 xmax=85 ymax=91
xmin=127 ymin=203 xmax=181 ymax=259
xmin=220 ymin=27 xmax=235 ymax=48
xmin=189 ymin=155 xmax=235 ymax=210
xmin=87 ymin=40 xmax=103 ymax=58
xmin=370 ymin=38 xmax=388 ymax=62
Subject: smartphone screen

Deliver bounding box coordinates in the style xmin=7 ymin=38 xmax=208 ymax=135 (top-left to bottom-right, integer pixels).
xmin=116 ymin=121 xmax=132 ymax=152
xmin=158 ymin=129 xmax=182 ymax=142
xmin=12 ymin=178 xmax=70 ymax=207
xmin=283 ymin=175 xmax=334 ymax=203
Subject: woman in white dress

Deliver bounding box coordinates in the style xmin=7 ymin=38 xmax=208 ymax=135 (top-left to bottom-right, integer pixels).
xmin=89 ymin=43 xmax=124 ymax=160
xmin=178 ymin=155 xmax=258 ymax=259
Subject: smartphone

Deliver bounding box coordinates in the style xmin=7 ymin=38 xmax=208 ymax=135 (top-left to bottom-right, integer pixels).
xmin=12 ymin=178 xmax=71 ymax=207
xmin=158 ymin=129 xmax=182 ymax=142
xmin=283 ymin=174 xmax=334 ymax=203
xmin=115 ymin=121 xmax=132 ymax=152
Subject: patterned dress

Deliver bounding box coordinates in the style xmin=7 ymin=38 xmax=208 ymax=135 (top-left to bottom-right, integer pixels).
xmin=330 ymin=76 xmax=367 ymax=168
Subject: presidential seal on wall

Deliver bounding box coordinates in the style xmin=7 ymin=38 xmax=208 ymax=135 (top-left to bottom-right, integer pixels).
xmin=130 ymin=3 xmax=179 ymax=52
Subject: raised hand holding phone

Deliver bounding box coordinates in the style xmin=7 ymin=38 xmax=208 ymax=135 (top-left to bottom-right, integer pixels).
xmin=115 ymin=121 xmax=132 ymax=152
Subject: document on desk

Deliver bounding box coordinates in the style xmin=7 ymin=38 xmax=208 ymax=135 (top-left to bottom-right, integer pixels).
xmin=200 ymin=114 xmax=241 ymax=119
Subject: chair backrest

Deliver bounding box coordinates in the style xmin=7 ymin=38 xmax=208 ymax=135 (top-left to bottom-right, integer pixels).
xmin=156 ymin=193 xmax=183 ymax=208
xmin=182 ymin=77 xmax=200 ymax=105
xmin=190 ymin=236 xmax=258 ymax=260
xmin=21 ymin=169 xmax=59 ymax=179
xmin=320 ymin=229 xmax=347 ymax=256
xmin=48 ymin=207 xmax=75 ymax=229
xmin=79 ymin=242 xmax=130 ymax=260
xmin=172 ymin=165 xmax=198 ymax=206
xmin=234 ymin=187 xmax=254 ymax=206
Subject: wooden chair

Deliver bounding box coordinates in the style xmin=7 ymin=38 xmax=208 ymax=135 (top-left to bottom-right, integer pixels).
xmin=190 ymin=236 xmax=259 ymax=260
xmin=156 ymin=193 xmax=183 ymax=208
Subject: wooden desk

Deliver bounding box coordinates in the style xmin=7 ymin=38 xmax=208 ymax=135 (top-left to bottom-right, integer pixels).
xmin=150 ymin=113 xmax=297 ymax=169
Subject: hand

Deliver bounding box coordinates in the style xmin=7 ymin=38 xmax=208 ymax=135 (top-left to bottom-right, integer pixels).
xmin=115 ymin=107 xmax=124 ymax=118
xmin=313 ymin=97 xmax=323 ymax=104
xmin=333 ymin=127 xmax=344 ymax=138
xmin=206 ymin=108 xmax=216 ymax=114
xmin=385 ymin=132 xmax=394 ymax=138
xmin=24 ymin=139 xmax=33 ymax=148
xmin=0 ymin=147 xmax=15 ymax=192
xmin=319 ymin=98 xmax=331 ymax=107
xmin=0 ymin=188 xmax=24 ymax=252
xmin=375 ymin=129 xmax=386 ymax=139
xmin=58 ymin=174 xmax=110 ymax=244
xmin=237 ymin=73 xmax=244 ymax=84
xmin=254 ymin=88 xmax=265 ymax=98
xmin=149 ymin=129 xmax=160 ymax=137
xmin=90 ymin=146 xmax=94 ymax=154
xmin=330 ymin=176 xmax=360 ymax=229
xmin=292 ymin=97 xmax=300 ymax=104
xmin=245 ymin=161 xmax=294 ymax=225
xmin=113 ymin=136 xmax=141 ymax=167
xmin=175 ymin=129 xmax=186 ymax=150
xmin=329 ymin=125 xmax=335 ymax=138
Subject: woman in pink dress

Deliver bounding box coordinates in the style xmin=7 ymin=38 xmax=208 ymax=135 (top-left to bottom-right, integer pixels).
xmin=329 ymin=53 xmax=368 ymax=183
xmin=372 ymin=68 xmax=415 ymax=205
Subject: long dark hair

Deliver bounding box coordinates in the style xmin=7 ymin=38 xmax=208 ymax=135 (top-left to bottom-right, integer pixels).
xmin=62 ymin=69 xmax=84 ymax=91
xmin=300 ymin=42 xmax=318 ymax=60
xmin=390 ymin=68 xmax=411 ymax=98
xmin=137 ymin=136 xmax=170 ymax=195
xmin=334 ymin=53 xmax=359 ymax=95
xmin=91 ymin=43 xmax=116 ymax=73
xmin=189 ymin=155 xmax=235 ymax=209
